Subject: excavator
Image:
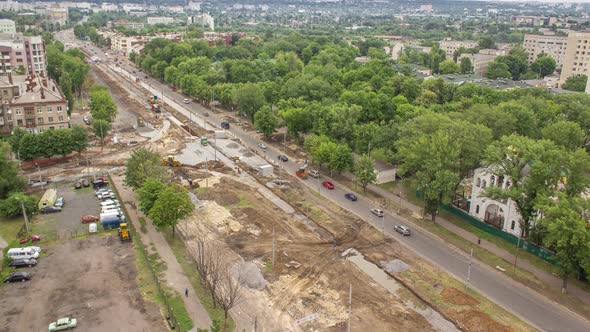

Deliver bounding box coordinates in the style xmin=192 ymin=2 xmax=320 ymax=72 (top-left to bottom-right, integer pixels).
xmin=161 ymin=155 xmax=182 ymax=167
xmin=295 ymin=163 xmax=309 ymax=179
xmin=118 ymin=223 xmax=132 ymax=242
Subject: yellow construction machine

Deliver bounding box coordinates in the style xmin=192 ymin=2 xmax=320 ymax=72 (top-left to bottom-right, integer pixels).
xmin=118 ymin=223 xmax=132 ymax=242
xmin=162 ymin=155 xmax=182 ymax=167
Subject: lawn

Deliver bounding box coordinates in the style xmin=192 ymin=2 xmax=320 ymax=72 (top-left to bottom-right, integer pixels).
xmin=0 ymin=216 xmax=24 ymax=241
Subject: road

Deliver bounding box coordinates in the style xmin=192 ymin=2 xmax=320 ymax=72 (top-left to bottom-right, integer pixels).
xmin=58 ymin=29 xmax=590 ymax=332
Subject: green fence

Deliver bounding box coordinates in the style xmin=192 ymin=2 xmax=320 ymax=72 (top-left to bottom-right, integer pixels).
xmin=440 ymin=204 xmax=555 ymax=264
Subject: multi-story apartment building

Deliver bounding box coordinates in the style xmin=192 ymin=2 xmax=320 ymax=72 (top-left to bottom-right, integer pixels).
xmin=439 ymin=39 xmax=479 ymax=59
xmin=188 ymin=13 xmax=214 ymax=31
xmin=0 ymin=19 xmax=16 ymax=33
xmin=560 ymin=31 xmax=590 ymax=86
xmin=458 ymin=52 xmax=499 ymax=76
xmin=522 ymin=34 xmax=568 ymax=69
xmin=47 ymin=7 xmax=69 ymax=27
xmin=0 ymin=73 xmax=69 ymax=134
xmin=0 ymin=34 xmax=46 ymax=76
xmin=147 ymin=17 xmax=175 ymax=25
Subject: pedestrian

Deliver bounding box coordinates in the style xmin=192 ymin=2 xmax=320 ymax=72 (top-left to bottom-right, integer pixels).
xmin=184 ymin=288 xmax=188 ymax=298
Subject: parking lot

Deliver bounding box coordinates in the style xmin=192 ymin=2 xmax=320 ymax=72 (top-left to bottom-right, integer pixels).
xmin=0 ymin=183 xmax=163 ymax=331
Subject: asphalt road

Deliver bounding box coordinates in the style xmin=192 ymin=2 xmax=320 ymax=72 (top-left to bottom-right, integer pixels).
xmin=58 ymin=29 xmax=590 ymax=332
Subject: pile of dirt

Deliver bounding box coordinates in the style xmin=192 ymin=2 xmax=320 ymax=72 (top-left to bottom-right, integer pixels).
xmin=449 ymin=309 xmax=511 ymax=332
xmin=441 ymin=288 xmax=480 ymax=306
xmin=233 ymin=261 xmax=267 ymax=290
xmin=186 ymin=201 xmax=243 ymax=234
xmin=381 ymin=259 xmax=410 ymax=273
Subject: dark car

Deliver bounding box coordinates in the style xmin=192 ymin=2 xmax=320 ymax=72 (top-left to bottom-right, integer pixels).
xmin=92 ymin=180 xmax=108 ymax=189
xmin=41 ymin=206 xmax=62 ymax=214
xmin=74 ymin=182 xmax=82 ymax=190
xmin=3 ymin=271 xmax=32 ymax=283
xmin=9 ymin=258 xmax=37 ymax=268
xmin=82 ymin=179 xmax=90 ymax=187
xmin=344 ymin=193 xmax=358 ymax=201
xmin=221 ymin=121 xmax=230 ymax=129
xmin=277 ymin=155 xmax=289 ymax=162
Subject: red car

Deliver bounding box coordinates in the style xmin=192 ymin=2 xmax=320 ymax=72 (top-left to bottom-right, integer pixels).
xmin=19 ymin=235 xmax=41 ymax=244
xmin=82 ymin=215 xmax=99 ymax=224
xmin=322 ymin=181 xmax=335 ymax=190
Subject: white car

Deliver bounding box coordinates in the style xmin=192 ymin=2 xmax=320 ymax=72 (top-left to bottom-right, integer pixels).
xmin=183 ymin=98 xmax=190 ymax=104
xmin=26 ymin=246 xmax=42 ymax=254
xmin=48 ymin=317 xmax=77 ymax=331
xmin=370 ymin=209 xmax=384 ymax=217
xmin=258 ymin=143 xmax=267 ymax=149
xmin=394 ymin=225 xmax=411 ymax=236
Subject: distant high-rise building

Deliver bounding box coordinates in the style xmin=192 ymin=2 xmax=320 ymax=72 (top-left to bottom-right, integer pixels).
xmin=187 ymin=13 xmax=214 ymax=31
xmin=560 ymin=32 xmax=590 ymax=86
xmin=523 ymin=34 xmax=568 ymax=70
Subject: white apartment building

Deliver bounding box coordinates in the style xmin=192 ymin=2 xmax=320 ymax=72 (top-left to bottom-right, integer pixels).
xmin=147 ymin=17 xmax=175 ymax=25
xmin=560 ymin=31 xmax=590 ymax=86
xmin=439 ymin=40 xmax=479 ymax=59
xmin=469 ymin=167 xmax=523 ymax=237
xmin=188 ymin=13 xmax=214 ymax=31
xmin=0 ymin=19 xmax=16 ymax=34
xmin=523 ymin=34 xmax=568 ymax=69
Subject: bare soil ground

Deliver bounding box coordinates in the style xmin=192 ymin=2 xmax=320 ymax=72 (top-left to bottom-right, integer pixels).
xmin=0 ymin=186 xmax=163 ymax=332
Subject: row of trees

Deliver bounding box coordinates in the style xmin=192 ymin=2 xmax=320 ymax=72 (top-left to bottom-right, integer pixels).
xmin=0 ymin=143 xmax=33 ymax=219
xmin=486 ymin=49 xmax=556 ymax=80
xmin=8 ymin=127 xmax=88 ymax=161
xmin=89 ymin=84 xmax=117 ymax=142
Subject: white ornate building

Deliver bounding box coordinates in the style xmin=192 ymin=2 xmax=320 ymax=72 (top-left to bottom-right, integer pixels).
xmin=469 ymin=167 xmax=523 ymax=237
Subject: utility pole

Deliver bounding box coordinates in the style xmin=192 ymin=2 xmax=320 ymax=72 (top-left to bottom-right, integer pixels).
xmin=21 ymin=201 xmax=30 ymax=233
xmin=347 ymin=284 xmax=352 ymax=332
xmin=272 ymin=225 xmax=276 ymax=277
xmin=514 ymin=236 xmax=522 ymax=274
xmin=467 ymin=247 xmax=473 ymax=284
xmin=205 ymin=157 xmax=209 ymax=192
xmin=283 ymin=130 xmax=287 ymax=152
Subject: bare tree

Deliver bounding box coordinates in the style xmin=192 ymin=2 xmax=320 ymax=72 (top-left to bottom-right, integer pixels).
xmin=215 ymin=262 xmax=245 ymax=329
xmin=190 ymin=234 xmax=211 ymax=285
xmin=206 ymin=241 xmax=226 ymax=308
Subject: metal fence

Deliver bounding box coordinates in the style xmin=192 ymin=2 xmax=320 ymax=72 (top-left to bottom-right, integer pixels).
xmin=440 ymin=204 xmax=555 ymax=264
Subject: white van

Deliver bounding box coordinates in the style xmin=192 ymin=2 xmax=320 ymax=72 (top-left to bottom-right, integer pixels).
xmin=100 ymin=200 xmax=120 ymax=207
xmin=7 ymin=248 xmax=40 ymax=260
xmin=101 ymin=206 xmax=122 ymax=214
xmin=100 ymin=211 xmax=125 ymax=221
xmin=101 ymin=204 xmax=120 ymax=211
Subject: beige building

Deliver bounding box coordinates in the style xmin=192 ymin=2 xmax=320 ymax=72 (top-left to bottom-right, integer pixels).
xmin=459 ymin=53 xmax=498 ymax=76
xmin=0 ymin=19 xmax=16 ymax=33
xmin=47 ymin=7 xmax=68 ymax=27
xmin=0 ymin=74 xmax=68 ymax=134
xmin=560 ymin=31 xmax=590 ymax=86
xmin=439 ymin=40 xmax=479 ymax=59
xmin=523 ymin=34 xmax=567 ymax=69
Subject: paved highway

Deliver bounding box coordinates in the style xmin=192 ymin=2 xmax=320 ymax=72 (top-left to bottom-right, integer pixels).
xmin=58 ymin=29 xmax=590 ymax=332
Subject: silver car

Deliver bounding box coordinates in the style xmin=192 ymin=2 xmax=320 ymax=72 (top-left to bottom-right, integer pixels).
xmin=394 ymin=225 xmax=411 ymax=236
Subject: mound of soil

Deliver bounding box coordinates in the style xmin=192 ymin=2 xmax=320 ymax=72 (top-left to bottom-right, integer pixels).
xmin=441 ymin=287 xmax=480 ymax=306
xmin=450 ymin=309 xmax=511 ymax=332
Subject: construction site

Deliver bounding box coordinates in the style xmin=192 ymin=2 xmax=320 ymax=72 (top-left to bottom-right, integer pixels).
xmin=11 ymin=51 xmax=537 ymax=331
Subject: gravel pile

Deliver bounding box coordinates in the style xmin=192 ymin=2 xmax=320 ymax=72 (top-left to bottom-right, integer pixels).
xmin=382 ymin=259 xmax=410 ymax=273
xmin=233 ymin=261 xmax=267 ymax=290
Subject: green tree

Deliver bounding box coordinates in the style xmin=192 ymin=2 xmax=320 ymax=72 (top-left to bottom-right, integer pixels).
xmin=483 ymin=135 xmax=564 ymax=238
xmin=280 ymin=107 xmax=313 ymax=137
xmin=479 ymin=36 xmax=496 ymax=49
xmin=52 ymin=129 xmax=74 ymax=157
xmin=538 ymin=194 xmax=590 ymax=293
xmin=149 ymin=185 xmax=194 ymax=236
xmin=328 ymin=143 xmax=354 ymax=176
xmin=233 ymin=83 xmax=265 ymax=121
xmin=531 ymin=55 xmax=557 ymax=78
xmin=18 ymin=133 xmax=42 ymax=161
xmin=253 ymin=107 xmax=278 ymax=138
xmin=7 ymin=127 xmax=28 ymax=156
xmin=138 ymin=178 xmax=166 ymax=215
xmin=0 ymin=192 xmax=37 ymax=218
xmin=541 ymin=121 xmax=586 ymax=151
xmin=459 ymin=57 xmax=473 ymax=74
xmin=0 ymin=143 xmax=26 ymax=199
xmin=70 ymin=125 xmax=89 ymax=155
xmin=486 ymin=61 xmax=512 ymax=79
xmin=355 ymin=154 xmax=377 ymax=192
xmin=92 ymin=119 xmax=111 ymax=142
xmin=89 ymin=89 xmax=117 ymax=122
xmin=125 ymin=148 xmax=168 ymax=189
xmin=439 ymin=60 xmax=460 ymax=74
xmin=561 ymin=74 xmax=588 ymax=92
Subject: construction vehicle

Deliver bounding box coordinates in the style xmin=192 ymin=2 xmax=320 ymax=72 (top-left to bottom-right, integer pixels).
xmin=137 ymin=117 xmax=145 ymax=127
xmin=200 ymin=136 xmax=208 ymax=146
xmin=295 ymin=164 xmax=309 ymax=179
xmin=162 ymin=155 xmax=182 ymax=167
xmin=118 ymin=223 xmax=132 ymax=242
xmin=148 ymin=96 xmax=161 ymax=113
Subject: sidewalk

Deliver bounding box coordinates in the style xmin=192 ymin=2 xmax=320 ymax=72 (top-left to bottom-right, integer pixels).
xmin=111 ymin=174 xmax=212 ymax=330
xmin=345 ymin=173 xmax=590 ymax=306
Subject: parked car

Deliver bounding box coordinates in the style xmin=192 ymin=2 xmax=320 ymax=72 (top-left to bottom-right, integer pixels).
xmin=370 ymin=209 xmax=384 ymax=217
xmin=344 ymin=193 xmax=358 ymax=201
xmin=220 ymin=121 xmax=230 ymax=129
xmin=41 ymin=206 xmax=62 ymax=214
xmin=183 ymin=98 xmax=190 ymax=104
xmin=98 ymin=193 xmax=116 ymax=200
xmin=308 ymin=170 xmax=319 ymax=178
xmin=83 ymin=116 xmax=90 ymax=125
xmin=48 ymin=317 xmax=77 ymax=332
xmin=82 ymin=179 xmax=90 ymax=187
xmin=26 ymin=246 xmax=41 ymax=254
xmin=8 ymin=258 xmax=37 ymax=268
xmin=82 ymin=215 xmax=99 ymax=224
xmin=322 ymin=181 xmax=334 ymax=190
xmin=3 ymin=271 xmax=31 ymax=283
xmin=55 ymin=197 xmax=65 ymax=208
xmin=394 ymin=225 xmax=411 ymax=236
xmin=258 ymin=143 xmax=267 ymax=149
xmin=92 ymin=180 xmax=108 ymax=189
xmin=203 ymin=112 xmax=209 ymax=117
xmin=74 ymin=182 xmax=82 ymax=190
xmin=19 ymin=235 xmax=41 ymax=244
xmin=277 ymin=155 xmax=288 ymax=162
xmin=95 ymin=188 xmax=112 ymax=196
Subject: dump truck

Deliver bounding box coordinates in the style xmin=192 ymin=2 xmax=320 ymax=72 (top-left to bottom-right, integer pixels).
xmin=200 ymin=136 xmax=208 ymax=146
xmin=118 ymin=223 xmax=132 ymax=242
xmin=295 ymin=164 xmax=308 ymax=179
xmin=162 ymin=155 xmax=181 ymax=167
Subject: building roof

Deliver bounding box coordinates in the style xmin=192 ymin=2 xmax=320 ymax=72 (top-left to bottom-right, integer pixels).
xmin=0 ymin=74 xmax=65 ymax=104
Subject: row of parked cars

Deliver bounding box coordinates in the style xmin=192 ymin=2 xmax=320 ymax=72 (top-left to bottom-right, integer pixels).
xmin=3 ymin=245 xmax=42 ymax=283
